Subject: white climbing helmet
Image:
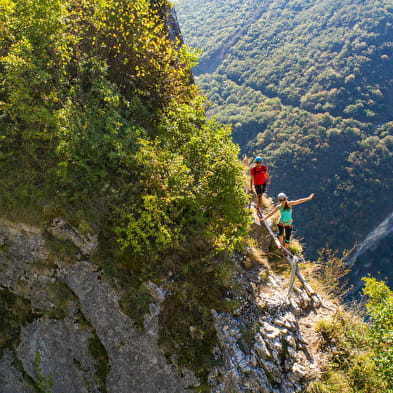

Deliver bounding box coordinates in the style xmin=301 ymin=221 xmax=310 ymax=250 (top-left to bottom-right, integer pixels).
xmin=278 ymin=192 xmax=287 ymax=200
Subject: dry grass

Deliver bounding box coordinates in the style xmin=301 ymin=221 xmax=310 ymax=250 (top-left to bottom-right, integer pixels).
xmin=242 ymin=238 xmax=272 ymax=272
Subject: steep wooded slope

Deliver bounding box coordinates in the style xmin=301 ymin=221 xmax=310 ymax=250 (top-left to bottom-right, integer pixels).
xmin=0 ymin=0 xmax=250 ymax=384
xmin=176 ymin=0 xmax=393 ymax=268
xmin=178 ymin=0 xmax=393 ymax=122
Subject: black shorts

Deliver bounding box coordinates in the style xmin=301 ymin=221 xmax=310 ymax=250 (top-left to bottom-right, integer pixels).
xmin=254 ymin=183 xmax=266 ymax=196
xmin=277 ymin=224 xmax=293 ymax=243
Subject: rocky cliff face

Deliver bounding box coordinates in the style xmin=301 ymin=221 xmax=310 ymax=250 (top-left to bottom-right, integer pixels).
xmin=0 ymin=218 xmax=196 ymax=393
xmin=0 ymin=216 xmax=336 ymax=393
xmin=209 ymin=220 xmax=337 ymax=393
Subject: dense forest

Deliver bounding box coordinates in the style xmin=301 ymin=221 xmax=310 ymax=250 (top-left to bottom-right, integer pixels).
xmin=173 ymin=1 xmax=393 ymax=389
xmin=0 ymin=0 xmax=250 ymax=382
xmin=175 ymin=0 xmax=393 ymax=274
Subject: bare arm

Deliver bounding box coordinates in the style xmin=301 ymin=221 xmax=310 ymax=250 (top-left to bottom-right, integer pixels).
xmin=265 ymin=171 xmax=271 ymax=185
xmin=249 ymin=174 xmax=253 ymax=190
xmin=260 ymin=205 xmax=279 ymax=221
xmin=289 ymin=193 xmax=315 ymax=206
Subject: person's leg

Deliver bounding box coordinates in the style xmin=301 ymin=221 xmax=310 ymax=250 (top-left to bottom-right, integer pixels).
xmin=259 ymin=183 xmax=266 ymax=207
xmin=277 ymin=224 xmax=284 ymax=246
xmin=284 ymin=226 xmax=292 ymax=249
xmin=257 ymin=194 xmax=263 ymax=209
xmin=255 ymin=185 xmax=263 ymax=209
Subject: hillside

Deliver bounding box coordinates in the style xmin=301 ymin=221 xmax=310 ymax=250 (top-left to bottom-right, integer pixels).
xmin=1 ymin=206 xmax=392 ymax=393
xmin=1 ymin=1 xmax=393 ymax=392
xmin=0 ymin=0 xmax=250 ymax=388
xmin=175 ymin=0 xmax=393 ymax=277
xmin=177 ymin=0 xmax=393 ymax=122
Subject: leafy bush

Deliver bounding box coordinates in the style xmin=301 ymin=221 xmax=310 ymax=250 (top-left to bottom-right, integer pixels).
xmin=0 ymin=0 xmax=250 ymax=381
xmin=307 ymin=278 xmax=393 ymax=392
xmin=362 ymin=277 xmax=393 ymax=389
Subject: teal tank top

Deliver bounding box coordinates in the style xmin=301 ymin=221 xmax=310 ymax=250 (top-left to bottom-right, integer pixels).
xmin=279 ymin=205 xmax=293 ymax=225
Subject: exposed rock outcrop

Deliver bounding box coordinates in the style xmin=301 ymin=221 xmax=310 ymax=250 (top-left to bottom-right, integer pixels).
xmin=0 ymin=218 xmax=196 ymax=393
xmin=211 ymin=268 xmax=321 ymax=393
xmin=0 ymin=215 xmax=335 ymax=392
xmin=208 ymin=217 xmax=336 ymax=393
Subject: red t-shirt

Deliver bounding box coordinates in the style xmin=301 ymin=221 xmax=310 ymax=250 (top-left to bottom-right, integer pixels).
xmin=250 ymin=165 xmax=268 ymax=185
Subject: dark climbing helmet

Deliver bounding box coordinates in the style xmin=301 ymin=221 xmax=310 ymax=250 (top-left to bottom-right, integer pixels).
xmin=255 ymin=156 xmax=263 ymax=162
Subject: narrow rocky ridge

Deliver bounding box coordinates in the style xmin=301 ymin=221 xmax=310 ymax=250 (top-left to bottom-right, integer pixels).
xmin=209 ymin=216 xmax=337 ymax=392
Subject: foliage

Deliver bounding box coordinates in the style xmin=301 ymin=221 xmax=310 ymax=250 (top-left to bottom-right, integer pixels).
xmin=178 ymin=0 xmax=393 ymax=122
xmin=362 ymin=277 xmax=393 ymax=389
xmin=176 ymin=0 xmax=393 ymax=272
xmin=307 ymin=278 xmax=393 ymax=393
xmin=0 ymin=0 xmax=250 ymax=382
xmin=33 ymin=351 xmax=53 ymax=393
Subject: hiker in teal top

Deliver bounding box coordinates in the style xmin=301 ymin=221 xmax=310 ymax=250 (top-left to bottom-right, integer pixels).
xmin=261 ymin=192 xmax=314 ymax=250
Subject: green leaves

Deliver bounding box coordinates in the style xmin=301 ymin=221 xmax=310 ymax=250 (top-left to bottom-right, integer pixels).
xmin=0 ymin=0 xmax=248 ymax=254
xmin=307 ymin=279 xmax=393 ymax=393
xmin=362 ymin=277 xmax=393 ymax=390
xmin=114 ymin=102 xmax=249 ymax=257
xmin=176 ymin=0 xmax=393 ymax=264
xmin=0 ymin=1 xmax=250 ymax=381
xmin=117 ymin=194 xmax=183 ymax=255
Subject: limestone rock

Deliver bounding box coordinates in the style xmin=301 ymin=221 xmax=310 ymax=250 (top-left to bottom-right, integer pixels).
xmin=17 ymin=319 xmax=99 ymax=393
xmin=61 ymin=261 xmax=196 ymax=393
xmin=0 ymin=351 xmax=33 ymax=393
xmin=48 ymin=218 xmax=98 ymax=257
xmin=0 ymin=220 xmax=197 ymax=393
xmin=0 ymin=210 xmax=336 ymax=393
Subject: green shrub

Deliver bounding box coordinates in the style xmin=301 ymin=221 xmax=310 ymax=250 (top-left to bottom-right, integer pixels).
xmin=0 ymin=0 xmax=249 ymax=383
xmin=362 ymin=277 xmax=393 ymax=391
xmin=309 ymin=278 xmax=393 ymax=392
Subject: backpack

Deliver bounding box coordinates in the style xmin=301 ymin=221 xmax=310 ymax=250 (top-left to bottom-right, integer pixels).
xmin=253 ymin=166 xmax=267 ymax=176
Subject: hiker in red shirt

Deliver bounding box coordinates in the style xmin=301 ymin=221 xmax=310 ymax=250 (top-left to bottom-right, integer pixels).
xmin=249 ymin=156 xmax=270 ymax=209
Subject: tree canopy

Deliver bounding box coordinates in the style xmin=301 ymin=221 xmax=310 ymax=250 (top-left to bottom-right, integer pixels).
xmin=176 ymin=0 xmax=393 ymax=267
xmin=0 ymin=0 xmax=249 ymax=380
